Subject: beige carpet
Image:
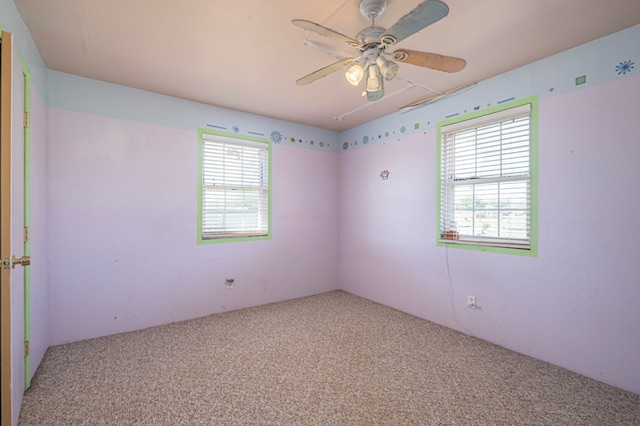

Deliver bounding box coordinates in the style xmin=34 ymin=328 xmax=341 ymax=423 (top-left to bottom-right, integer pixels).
xmin=19 ymin=290 xmax=640 ymax=425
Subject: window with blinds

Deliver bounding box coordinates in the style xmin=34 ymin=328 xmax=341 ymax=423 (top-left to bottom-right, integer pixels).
xmin=198 ymin=130 xmax=271 ymax=242
xmin=437 ymin=98 xmax=537 ymax=253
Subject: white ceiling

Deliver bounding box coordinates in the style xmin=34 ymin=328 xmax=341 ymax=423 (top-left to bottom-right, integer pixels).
xmin=14 ymin=0 xmax=640 ymax=132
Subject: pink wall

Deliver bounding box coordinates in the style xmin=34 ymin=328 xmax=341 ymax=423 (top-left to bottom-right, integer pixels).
xmin=48 ymin=108 xmax=339 ymax=344
xmin=338 ymin=76 xmax=640 ymax=394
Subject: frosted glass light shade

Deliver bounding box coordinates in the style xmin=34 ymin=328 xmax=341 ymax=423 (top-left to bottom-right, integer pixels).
xmin=366 ymin=64 xmax=383 ymax=91
xmin=365 ymin=64 xmax=384 ymax=101
xmin=345 ymin=65 xmax=364 ymax=86
xmin=376 ymin=56 xmax=399 ymax=80
xmin=385 ymin=61 xmax=399 ymax=80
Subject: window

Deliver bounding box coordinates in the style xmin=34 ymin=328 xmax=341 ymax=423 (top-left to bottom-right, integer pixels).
xmin=437 ymin=97 xmax=537 ymax=255
xmin=197 ymin=129 xmax=271 ymax=243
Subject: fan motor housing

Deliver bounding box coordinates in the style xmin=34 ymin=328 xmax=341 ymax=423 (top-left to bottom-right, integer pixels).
xmin=356 ymin=26 xmax=385 ymax=45
xmin=363 ymin=46 xmax=381 ymax=62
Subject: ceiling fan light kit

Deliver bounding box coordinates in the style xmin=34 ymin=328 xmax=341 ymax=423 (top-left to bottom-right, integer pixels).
xmin=293 ymin=0 xmax=466 ymax=102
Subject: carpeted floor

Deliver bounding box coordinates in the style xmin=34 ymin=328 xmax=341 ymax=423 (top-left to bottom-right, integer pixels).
xmin=18 ymin=290 xmax=640 ymax=425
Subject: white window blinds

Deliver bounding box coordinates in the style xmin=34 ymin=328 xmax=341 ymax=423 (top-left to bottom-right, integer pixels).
xmin=201 ymin=133 xmax=269 ymax=240
xmin=440 ymin=103 xmax=532 ymax=249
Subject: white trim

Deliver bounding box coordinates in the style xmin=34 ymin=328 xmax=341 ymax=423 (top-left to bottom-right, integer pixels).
xmin=442 ymin=104 xmax=531 ymax=134
xmin=201 ymin=132 xmax=268 ymax=149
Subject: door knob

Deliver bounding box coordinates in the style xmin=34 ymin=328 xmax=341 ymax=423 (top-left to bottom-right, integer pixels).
xmin=12 ymin=255 xmax=30 ymax=268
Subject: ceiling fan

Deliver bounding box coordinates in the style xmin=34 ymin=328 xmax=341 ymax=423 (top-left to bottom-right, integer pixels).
xmin=293 ymin=0 xmax=466 ymax=101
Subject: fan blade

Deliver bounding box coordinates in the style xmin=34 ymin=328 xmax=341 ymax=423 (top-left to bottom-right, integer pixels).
xmin=392 ymin=49 xmax=466 ymax=73
xmin=292 ymin=19 xmax=362 ymax=50
xmin=304 ymin=40 xmax=350 ymax=61
xmin=380 ymin=0 xmax=449 ymax=45
xmin=296 ymin=58 xmax=356 ymax=86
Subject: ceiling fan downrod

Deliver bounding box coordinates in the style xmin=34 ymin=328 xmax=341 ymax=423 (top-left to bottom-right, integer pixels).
xmin=359 ymin=0 xmax=396 ymax=45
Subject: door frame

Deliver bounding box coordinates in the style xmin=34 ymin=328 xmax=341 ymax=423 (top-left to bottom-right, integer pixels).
xmin=21 ymin=54 xmax=32 ymax=391
xmin=1 ymin=29 xmax=15 ymax=426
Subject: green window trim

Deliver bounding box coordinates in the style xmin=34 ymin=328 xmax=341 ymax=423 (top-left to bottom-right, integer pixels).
xmin=436 ymin=96 xmax=538 ymax=257
xmin=197 ymin=128 xmax=272 ymax=244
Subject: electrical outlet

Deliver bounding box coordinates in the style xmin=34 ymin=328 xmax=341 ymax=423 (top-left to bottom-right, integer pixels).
xmin=225 ymin=278 xmax=235 ymax=289
xmin=467 ymin=295 xmax=476 ymax=308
